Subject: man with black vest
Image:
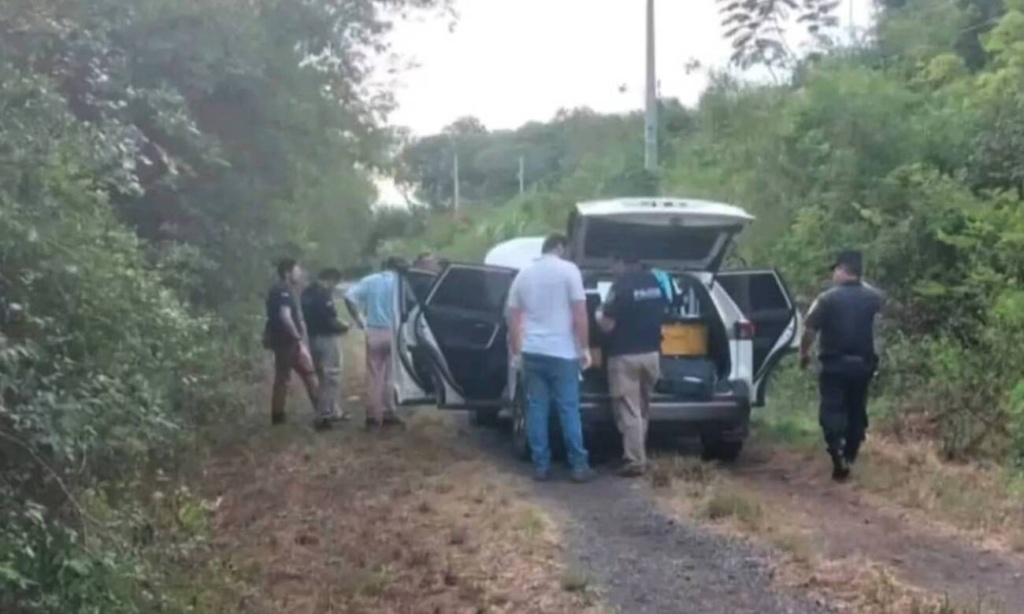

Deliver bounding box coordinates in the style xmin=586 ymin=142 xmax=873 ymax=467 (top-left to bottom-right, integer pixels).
xmin=597 ymin=253 xmax=667 ymax=477
xmin=302 ymin=268 xmax=350 ymax=430
xmin=800 ymin=250 xmax=885 ymax=481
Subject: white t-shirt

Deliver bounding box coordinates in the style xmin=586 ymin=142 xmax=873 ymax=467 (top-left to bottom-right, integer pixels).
xmin=506 ymin=255 xmax=586 ymax=360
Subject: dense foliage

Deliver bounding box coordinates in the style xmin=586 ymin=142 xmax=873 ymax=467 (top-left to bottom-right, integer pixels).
xmin=388 ymin=0 xmax=1024 ymax=462
xmin=0 ymin=0 xmax=446 ymax=611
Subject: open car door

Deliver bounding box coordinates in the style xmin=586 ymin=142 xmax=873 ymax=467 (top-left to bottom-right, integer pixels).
xmin=716 ymin=269 xmax=801 ymax=407
xmin=407 ymin=263 xmax=517 ymax=409
xmin=392 ymin=268 xmax=439 ymax=406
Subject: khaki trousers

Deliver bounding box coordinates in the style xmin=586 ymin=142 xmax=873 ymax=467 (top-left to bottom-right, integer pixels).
xmin=310 ymin=335 xmax=343 ymax=420
xmin=608 ymin=352 xmax=661 ymax=469
xmin=365 ymin=328 xmax=396 ymax=423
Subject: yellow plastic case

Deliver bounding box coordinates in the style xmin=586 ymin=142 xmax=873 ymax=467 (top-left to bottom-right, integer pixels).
xmin=660 ymin=322 xmax=708 ymax=357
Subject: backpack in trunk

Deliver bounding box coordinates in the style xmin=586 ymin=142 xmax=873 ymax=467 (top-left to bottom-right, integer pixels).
xmin=656 ymin=356 xmax=717 ymax=400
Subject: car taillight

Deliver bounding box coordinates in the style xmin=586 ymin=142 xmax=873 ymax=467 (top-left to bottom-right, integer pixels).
xmin=736 ymin=320 xmax=756 ymax=340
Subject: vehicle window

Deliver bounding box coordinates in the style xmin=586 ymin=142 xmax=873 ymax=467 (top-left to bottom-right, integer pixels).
xmin=718 ymin=271 xmax=790 ymax=315
xmin=429 ymin=267 xmax=514 ymax=314
xmin=406 ymin=270 xmax=436 ymax=304
xmin=582 ymin=218 xmax=724 ymax=262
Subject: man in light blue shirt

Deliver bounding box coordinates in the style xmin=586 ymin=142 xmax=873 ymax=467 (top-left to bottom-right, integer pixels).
xmin=507 ymin=235 xmax=594 ymax=483
xmin=345 ymin=257 xmax=403 ymax=428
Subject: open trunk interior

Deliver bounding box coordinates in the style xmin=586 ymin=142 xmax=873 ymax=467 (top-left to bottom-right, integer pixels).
xmin=581 ymin=272 xmax=731 ymax=400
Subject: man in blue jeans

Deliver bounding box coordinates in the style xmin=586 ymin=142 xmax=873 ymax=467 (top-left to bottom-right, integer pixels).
xmin=507 ymin=234 xmax=595 ymax=483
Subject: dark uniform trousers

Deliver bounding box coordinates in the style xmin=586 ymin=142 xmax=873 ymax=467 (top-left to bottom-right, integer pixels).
xmin=818 ymin=355 xmax=874 ymax=461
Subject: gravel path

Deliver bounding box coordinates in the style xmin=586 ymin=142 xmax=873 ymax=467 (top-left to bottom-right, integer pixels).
xmin=471 ymin=427 xmax=826 ymax=614
xmin=533 ymin=474 xmax=824 ymax=614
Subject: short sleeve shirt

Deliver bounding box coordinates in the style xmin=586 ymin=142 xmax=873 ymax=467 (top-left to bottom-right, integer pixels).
xmin=805 ymin=280 xmax=884 ymax=361
xmin=302 ymin=282 xmax=344 ymax=337
xmin=345 ymin=271 xmax=396 ymax=329
xmin=266 ymin=281 xmax=303 ymax=347
xmin=602 ymin=269 xmax=665 ymax=357
xmin=506 ymin=255 xmax=586 ymax=360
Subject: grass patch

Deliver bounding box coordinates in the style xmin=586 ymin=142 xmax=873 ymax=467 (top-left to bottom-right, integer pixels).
xmin=751 ymin=366 xmax=821 ymax=447
xmin=516 ymin=507 xmax=549 ymax=539
xmin=342 ymin=566 xmax=393 ymax=598
xmin=854 ymin=442 xmax=1024 ymax=545
xmin=758 ymin=367 xmax=1024 ymax=547
xmin=193 ymin=335 xmax=607 ymax=613
xmin=560 ymin=567 xmax=592 ymax=593
xmin=772 ymin=531 xmax=816 ymax=565
xmin=703 ymin=489 xmax=764 ymax=529
xmin=646 ymin=450 xmax=1003 ymax=612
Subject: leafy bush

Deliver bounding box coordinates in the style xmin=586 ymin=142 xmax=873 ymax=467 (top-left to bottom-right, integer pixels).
xmin=0 ymin=67 xmax=248 ymax=613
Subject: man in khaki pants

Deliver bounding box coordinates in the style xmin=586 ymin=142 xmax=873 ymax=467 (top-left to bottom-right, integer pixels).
xmin=597 ymin=254 xmax=667 ymax=477
xmin=301 ymin=268 xmax=351 ymax=430
xmin=345 ymin=257 xmax=404 ymax=429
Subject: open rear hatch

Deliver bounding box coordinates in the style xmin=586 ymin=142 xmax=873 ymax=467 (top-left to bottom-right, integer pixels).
xmin=571 ymin=198 xmax=753 ymax=404
xmin=567 ymin=198 xmax=754 ymax=274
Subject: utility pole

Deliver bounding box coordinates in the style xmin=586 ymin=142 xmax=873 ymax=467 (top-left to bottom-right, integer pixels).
xmin=452 ymin=152 xmax=460 ymax=211
xmin=518 ymin=155 xmax=525 ymax=194
xmin=848 ymin=0 xmax=855 ymax=43
xmin=644 ymin=0 xmax=658 ymax=172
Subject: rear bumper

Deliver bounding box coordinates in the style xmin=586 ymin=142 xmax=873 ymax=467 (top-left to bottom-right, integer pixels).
xmin=578 ymin=395 xmax=750 ymax=425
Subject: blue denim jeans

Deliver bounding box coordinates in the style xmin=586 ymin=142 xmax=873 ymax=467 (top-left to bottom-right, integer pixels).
xmin=523 ymin=353 xmax=589 ymax=473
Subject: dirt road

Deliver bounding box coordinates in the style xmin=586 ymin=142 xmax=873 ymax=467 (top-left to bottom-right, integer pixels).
xmin=193 ymin=344 xmax=1024 ymax=612
xmin=471 ymin=426 xmax=823 ymax=614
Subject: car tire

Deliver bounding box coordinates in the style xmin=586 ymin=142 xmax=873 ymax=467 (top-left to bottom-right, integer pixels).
xmin=511 ymin=385 xmax=530 ymax=461
xmin=700 ymin=435 xmax=744 ymax=463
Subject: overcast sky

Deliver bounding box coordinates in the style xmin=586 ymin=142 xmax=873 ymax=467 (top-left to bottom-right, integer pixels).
xmin=376 ymin=0 xmax=874 ymax=202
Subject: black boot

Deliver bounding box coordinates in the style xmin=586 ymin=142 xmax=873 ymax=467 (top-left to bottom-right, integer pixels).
xmin=844 ymin=440 xmax=861 ymax=465
xmin=830 ymin=451 xmax=851 ymax=482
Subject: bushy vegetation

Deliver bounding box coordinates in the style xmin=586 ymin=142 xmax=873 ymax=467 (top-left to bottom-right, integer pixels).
xmin=386 ymin=0 xmax=1024 ymax=463
xmin=0 ymin=0 xmax=446 ymax=611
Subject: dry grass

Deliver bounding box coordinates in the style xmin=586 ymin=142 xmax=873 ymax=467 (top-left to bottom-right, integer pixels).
xmin=190 ymin=336 xmax=608 ymax=614
xmin=794 ymin=560 xmax=993 ymax=614
xmin=756 ymin=401 xmax=1024 ymax=551
xmin=853 ymin=438 xmax=1024 ymax=550
xmin=645 ymin=452 xmax=1004 ymax=613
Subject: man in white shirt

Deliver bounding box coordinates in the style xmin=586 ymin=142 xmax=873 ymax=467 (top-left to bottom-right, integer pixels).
xmin=507 ymin=234 xmax=595 ymax=483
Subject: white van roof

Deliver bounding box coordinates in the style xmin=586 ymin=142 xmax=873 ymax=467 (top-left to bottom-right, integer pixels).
xmin=483 ymin=236 xmax=545 ymax=271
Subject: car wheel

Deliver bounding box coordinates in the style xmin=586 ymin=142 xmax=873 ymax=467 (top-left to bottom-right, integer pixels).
xmin=700 ymin=435 xmax=744 ymax=463
xmin=511 ymin=386 xmax=530 ymax=461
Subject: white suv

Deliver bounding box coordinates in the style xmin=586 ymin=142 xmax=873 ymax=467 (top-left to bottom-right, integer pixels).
xmin=391 ymin=197 xmax=801 ymax=461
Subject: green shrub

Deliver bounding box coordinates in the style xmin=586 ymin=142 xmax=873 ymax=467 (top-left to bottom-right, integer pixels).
xmin=0 ymin=70 xmax=244 ymax=614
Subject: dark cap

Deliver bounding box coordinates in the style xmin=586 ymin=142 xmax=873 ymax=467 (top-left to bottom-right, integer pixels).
xmin=831 ymin=250 xmax=863 ymax=276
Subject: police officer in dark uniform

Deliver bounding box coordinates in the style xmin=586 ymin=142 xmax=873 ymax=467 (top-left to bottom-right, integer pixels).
xmin=596 ymin=253 xmax=667 ymax=477
xmin=265 ymin=258 xmax=319 ymax=426
xmin=800 ymin=250 xmax=884 ymax=481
